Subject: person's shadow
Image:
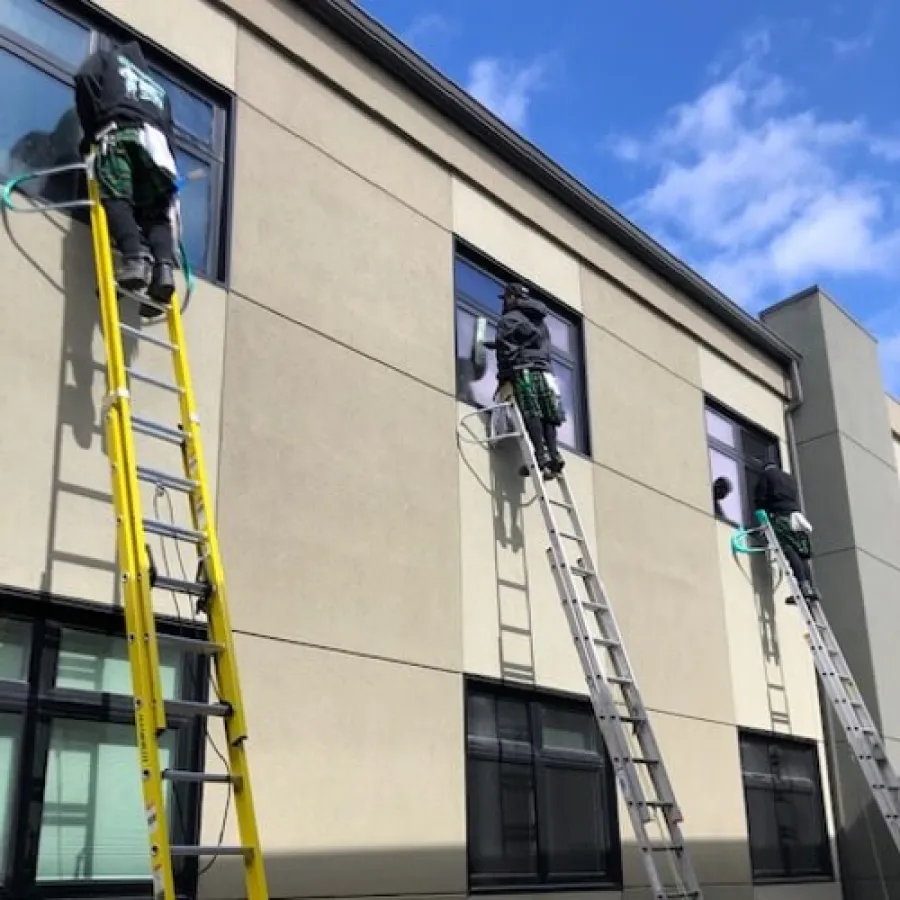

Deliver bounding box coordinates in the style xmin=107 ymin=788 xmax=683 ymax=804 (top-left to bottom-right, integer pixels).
xmin=7 ymin=107 xmax=140 ymax=596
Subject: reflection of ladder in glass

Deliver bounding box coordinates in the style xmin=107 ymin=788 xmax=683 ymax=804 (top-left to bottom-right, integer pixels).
xmin=461 ymin=400 xmax=703 ymax=900
xmin=733 ymin=511 xmax=900 ymax=856
xmin=2 ymin=159 xmax=269 ymax=899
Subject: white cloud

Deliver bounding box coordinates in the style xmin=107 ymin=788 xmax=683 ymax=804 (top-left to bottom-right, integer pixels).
xmin=829 ymin=33 xmax=876 ymax=57
xmin=402 ymin=12 xmax=455 ymax=50
xmin=608 ymin=32 xmax=900 ymax=310
xmin=465 ymin=57 xmax=547 ymax=132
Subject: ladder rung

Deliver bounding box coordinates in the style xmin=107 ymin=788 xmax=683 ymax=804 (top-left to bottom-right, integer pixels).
xmin=120 ymin=322 xmax=177 ymax=351
xmin=549 ymin=498 xmax=572 ymax=510
xmin=117 ymin=285 xmax=168 ymax=313
xmin=170 ymin=845 xmax=250 ymax=858
xmin=582 ymin=601 xmax=607 ymax=613
xmin=127 ymin=367 xmax=182 ymax=394
xmin=555 ymin=530 xmax=582 ymax=541
xmin=137 ymin=465 xmax=197 ymax=493
xmin=153 ymin=574 xmax=211 ymax=598
xmin=163 ymin=769 xmax=232 ymax=784
xmin=572 ymin=565 xmax=594 ymax=578
xmin=144 ymin=517 xmax=204 ymax=544
xmin=157 ymin=632 xmax=223 ymax=655
xmin=132 ymin=415 xmax=184 ymax=445
xmin=607 ymin=675 xmax=632 ymax=686
xmin=632 ymin=756 xmax=660 ymax=765
xmin=166 ymin=699 xmax=230 ymax=718
xmin=648 ymin=843 xmax=683 ymax=852
xmin=617 ymin=714 xmax=646 ymax=725
xmin=592 ymin=636 xmax=619 ymax=648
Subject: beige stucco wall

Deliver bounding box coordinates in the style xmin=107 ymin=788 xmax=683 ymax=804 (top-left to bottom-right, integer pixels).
xmin=0 ymin=0 xmax=846 ymax=898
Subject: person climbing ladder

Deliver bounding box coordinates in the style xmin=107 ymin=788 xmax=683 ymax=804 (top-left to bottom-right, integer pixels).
xmin=74 ymin=40 xmax=180 ymax=317
xmin=754 ymin=460 xmax=819 ymax=604
xmin=483 ymin=282 xmax=566 ymax=480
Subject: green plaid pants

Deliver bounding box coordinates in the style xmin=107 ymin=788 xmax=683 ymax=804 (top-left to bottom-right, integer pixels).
xmin=512 ymin=369 xmax=565 ymax=425
xmin=96 ymin=127 xmax=175 ymax=208
xmin=772 ymin=513 xmax=812 ymax=559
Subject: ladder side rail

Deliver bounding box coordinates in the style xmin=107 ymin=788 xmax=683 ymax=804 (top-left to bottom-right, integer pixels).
xmin=505 ymin=405 xmax=644 ymax=797
xmin=506 ymin=404 xmax=702 ymax=898
xmin=87 ymin=165 xmax=176 ymax=899
xmin=166 ymin=292 xmax=269 ymax=900
xmin=87 ymin=163 xmax=168 ymax=733
xmin=555 ymin=473 xmax=686 ymax=823
xmin=759 ymin=518 xmax=900 ymax=832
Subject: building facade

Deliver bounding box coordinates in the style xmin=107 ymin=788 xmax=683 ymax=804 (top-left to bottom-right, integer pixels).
xmin=0 ymin=1 xmax=897 ymax=899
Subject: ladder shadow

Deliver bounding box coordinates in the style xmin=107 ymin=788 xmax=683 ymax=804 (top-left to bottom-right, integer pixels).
xmin=489 ymin=440 xmax=537 ymax=684
xmin=37 ymin=221 xmax=141 ymax=602
xmin=748 ymin=550 xmax=794 ymax=734
xmin=457 ymin=413 xmax=538 ymax=684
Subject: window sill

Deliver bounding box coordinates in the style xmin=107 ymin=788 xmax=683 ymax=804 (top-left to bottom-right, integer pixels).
xmin=470 ymin=879 xmax=621 ymax=894
xmin=752 ymin=873 xmax=835 ymax=885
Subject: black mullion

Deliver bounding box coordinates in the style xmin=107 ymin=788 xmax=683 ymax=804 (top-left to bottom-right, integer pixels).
xmin=0 ymin=31 xmax=74 ymax=83
xmin=7 ymin=619 xmax=55 ymax=895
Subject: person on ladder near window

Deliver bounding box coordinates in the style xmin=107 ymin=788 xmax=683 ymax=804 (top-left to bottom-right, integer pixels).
xmin=484 ymin=282 xmax=566 ymax=481
xmin=74 ymin=41 xmax=179 ymax=318
xmin=754 ymin=461 xmax=820 ymax=604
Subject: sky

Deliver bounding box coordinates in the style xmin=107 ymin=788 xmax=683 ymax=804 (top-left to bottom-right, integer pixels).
xmin=355 ymin=0 xmax=900 ymax=394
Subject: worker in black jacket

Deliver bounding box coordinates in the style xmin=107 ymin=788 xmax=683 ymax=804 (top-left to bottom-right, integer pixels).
xmin=75 ymin=40 xmax=179 ymax=315
xmin=484 ymin=282 xmax=566 ymax=480
xmin=754 ymin=462 xmax=820 ymax=603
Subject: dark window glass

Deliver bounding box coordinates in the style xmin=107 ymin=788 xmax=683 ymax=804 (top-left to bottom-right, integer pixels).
xmin=465 ymin=680 xmax=621 ymax=891
xmin=704 ymin=401 xmax=780 ymax=525
xmin=0 ymin=0 xmax=229 ymax=280
xmin=0 ymin=0 xmax=90 ymax=66
xmin=152 ymin=69 xmax=214 ymax=145
xmin=0 ymin=594 xmax=207 ymax=898
xmin=174 ymin=148 xmax=211 ymax=272
xmin=0 ymin=48 xmax=81 ymax=202
xmin=454 ymin=250 xmax=588 ymax=454
xmin=739 ymin=730 xmax=833 ymax=882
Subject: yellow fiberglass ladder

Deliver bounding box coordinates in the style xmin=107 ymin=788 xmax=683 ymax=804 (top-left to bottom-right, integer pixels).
xmin=2 ymin=156 xmax=268 ymax=900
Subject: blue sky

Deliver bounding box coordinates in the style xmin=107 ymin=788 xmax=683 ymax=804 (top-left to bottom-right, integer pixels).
xmin=357 ymin=0 xmax=900 ymax=394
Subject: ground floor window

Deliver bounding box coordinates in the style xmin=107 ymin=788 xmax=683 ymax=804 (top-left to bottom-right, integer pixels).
xmin=739 ymin=729 xmax=833 ymax=882
xmin=0 ymin=587 xmax=208 ymax=898
xmin=465 ymin=678 xmax=621 ymax=891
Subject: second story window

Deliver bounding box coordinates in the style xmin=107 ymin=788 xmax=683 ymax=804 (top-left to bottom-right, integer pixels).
xmin=0 ymin=0 xmax=231 ymax=281
xmin=454 ymin=244 xmax=589 ymax=454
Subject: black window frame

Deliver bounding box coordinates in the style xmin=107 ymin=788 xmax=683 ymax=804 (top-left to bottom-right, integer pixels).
xmin=0 ymin=585 xmax=209 ymax=900
xmin=464 ymin=677 xmax=621 ymax=892
xmin=453 ymin=240 xmax=591 ymax=456
xmin=738 ymin=728 xmax=834 ymax=884
xmin=0 ymin=0 xmax=233 ymax=284
xmin=704 ymin=399 xmax=781 ymax=527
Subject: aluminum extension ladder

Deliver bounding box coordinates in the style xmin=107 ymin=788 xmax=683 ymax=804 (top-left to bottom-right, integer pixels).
xmin=734 ymin=511 xmax=900 ymax=854
xmin=495 ymin=400 xmax=703 ymax=899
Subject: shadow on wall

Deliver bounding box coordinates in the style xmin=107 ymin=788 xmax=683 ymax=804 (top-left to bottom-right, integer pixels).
xmin=458 ymin=411 xmax=538 ymax=684
xmin=2 ymin=109 xmax=142 ymax=602
xmin=189 ymin=837 xmax=849 ymax=900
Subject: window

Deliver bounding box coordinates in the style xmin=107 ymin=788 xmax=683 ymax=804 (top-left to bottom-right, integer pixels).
xmin=0 ymin=590 xmax=208 ymax=899
xmin=739 ymin=730 xmax=833 ymax=883
xmin=454 ymin=245 xmax=589 ymax=454
xmin=0 ymin=0 xmax=231 ymax=280
xmin=465 ymin=679 xmax=621 ymax=891
xmin=704 ymin=401 xmax=780 ymax=526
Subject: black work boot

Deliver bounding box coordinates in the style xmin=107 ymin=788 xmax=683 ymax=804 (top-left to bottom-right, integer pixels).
xmin=543 ymin=422 xmax=565 ymax=474
xmin=116 ymin=253 xmax=151 ymax=294
xmin=149 ymin=260 xmax=176 ymax=303
xmin=799 ymin=580 xmax=820 ymax=601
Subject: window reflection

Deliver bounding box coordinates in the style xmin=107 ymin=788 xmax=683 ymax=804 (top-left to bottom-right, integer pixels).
xmin=0 ymin=0 xmax=90 ymax=67
xmin=173 ymin=148 xmax=211 ymax=272
xmin=0 ymin=49 xmax=82 ymax=202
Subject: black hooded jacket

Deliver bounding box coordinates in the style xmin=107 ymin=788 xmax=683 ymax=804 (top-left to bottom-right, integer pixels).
xmin=754 ymin=464 xmax=801 ymax=515
xmin=74 ymin=41 xmax=174 ymax=153
xmin=489 ymin=298 xmax=553 ymax=382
